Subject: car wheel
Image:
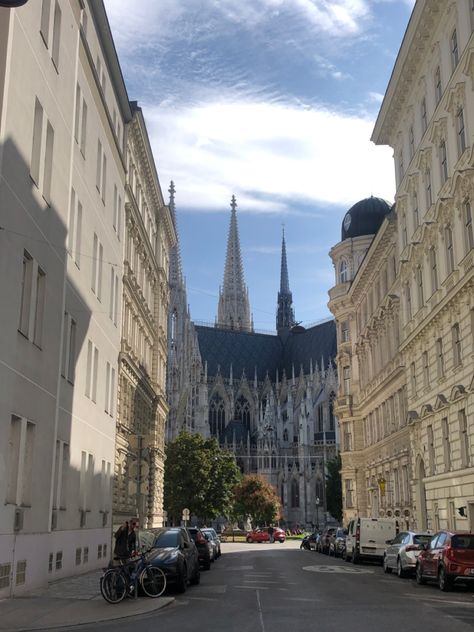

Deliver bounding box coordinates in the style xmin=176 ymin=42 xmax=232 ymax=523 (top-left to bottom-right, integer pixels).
xmin=397 ymin=558 xmax=406 ymax=578
xmin=190 ymin=565 xmax=201 ymax=586
xmin=438 ymin=566 xmax=452 ymax=592
xmin=203 ymin=557 xmax=211 ymax=571
xmin=352 ymin=549 xmax=359 ymax=565
xmin=246 ymin=537 xmax=253 ymax=543
xmin=177 ymin=565 xmax=187 ymax=593
xmin=415 ymin=563 xmax=425 ymax=585
xmin=383 ymin=556 xmax=392 ymax=574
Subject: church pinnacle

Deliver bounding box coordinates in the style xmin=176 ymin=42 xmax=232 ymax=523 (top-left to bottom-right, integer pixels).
xmin=276 ymin=227 xmax=295 ymax=333
xmin=217 ymin=195 xmax=252 ymax=332
xmin=168 ymin=180 xmax=183 ymax=289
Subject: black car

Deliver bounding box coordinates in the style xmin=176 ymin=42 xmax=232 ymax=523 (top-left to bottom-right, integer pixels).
xmin=140 ymin=528 xmax=200 ymax=593
xmin=187 ymin=527 xmax=213 ymax=570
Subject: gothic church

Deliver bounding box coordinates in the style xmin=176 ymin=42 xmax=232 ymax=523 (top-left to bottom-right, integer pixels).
xmin=166 ymin=185 xmax=338 ymax=527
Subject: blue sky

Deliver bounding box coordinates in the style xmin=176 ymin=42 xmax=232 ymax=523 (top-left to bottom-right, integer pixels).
xmin=105 ymin=0 xmax=414 ymax=331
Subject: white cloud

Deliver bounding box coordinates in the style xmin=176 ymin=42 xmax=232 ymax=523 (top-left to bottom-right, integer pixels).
xmin=144 ymin=97 xmax=395 ymax=213
xmin=368 ymin=91 xmax=384 ymax=103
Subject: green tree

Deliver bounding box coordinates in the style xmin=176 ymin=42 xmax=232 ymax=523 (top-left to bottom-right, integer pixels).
xmin=232 ymin=474 xmax=281 ymax=526
xmin=325 ymin=454 xmax=343 ymax=523
xmin=163 ymin=432 xmax=240 ymax=523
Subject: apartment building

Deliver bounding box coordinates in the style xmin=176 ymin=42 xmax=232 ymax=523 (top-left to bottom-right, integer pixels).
xmin=0 ymin=0 xmax=131 ymax=596
xmin=114 ymin=103 xmax=175 ymax=529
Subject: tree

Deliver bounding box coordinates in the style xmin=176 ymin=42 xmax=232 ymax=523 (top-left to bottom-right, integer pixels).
xmin=232 ymin=474 xmax=281 ymax=526
xmin=325 ymin=454 xmax=343 ymax=523
xmin=163 ymin=432 xmax=241 ymax=524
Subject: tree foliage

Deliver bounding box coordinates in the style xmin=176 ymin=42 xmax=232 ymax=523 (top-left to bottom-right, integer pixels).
xmin=325 ymin=454 xmax=343 ymax=523
xmin=232 ymin=474 xmax=282 ymax=526
xmin=163 ymin=432 xmax=241 ymax=523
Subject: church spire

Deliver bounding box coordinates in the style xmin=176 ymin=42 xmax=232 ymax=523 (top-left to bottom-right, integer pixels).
xmin=276 ymin=227 xmax=295 ymax=333
xmin=217 ymin=195 xmax=252 ymax=332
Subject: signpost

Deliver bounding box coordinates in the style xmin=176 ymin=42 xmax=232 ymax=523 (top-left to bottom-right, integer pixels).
xmin=182 ymin=507 xmax=190 ymax=527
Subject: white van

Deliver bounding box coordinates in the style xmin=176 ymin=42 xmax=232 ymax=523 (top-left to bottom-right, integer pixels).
xmin=345 ymin=517 xmax=398 ymax=563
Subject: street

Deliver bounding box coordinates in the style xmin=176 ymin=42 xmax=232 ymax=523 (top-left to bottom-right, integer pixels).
xmin=54 ymin=541 xmax=474 ymax=632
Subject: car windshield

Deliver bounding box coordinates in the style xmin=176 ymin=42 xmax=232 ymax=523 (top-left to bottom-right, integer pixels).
xmin=153 ymin=531 xmax=179 ymax=548
xmin=413 ymin=535 xmax=431 ymax=545
xmin=452 ymin=535 xmax=474 ymax=549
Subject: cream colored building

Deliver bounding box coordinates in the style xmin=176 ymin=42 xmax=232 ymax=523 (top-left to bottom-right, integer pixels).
xmin=0 ymin=0 xmax=132 ymax=596
xmin=114 ymin=103 xmax=175 ymax=529
xmin=329 ymin=0 xmax=474 ymax=532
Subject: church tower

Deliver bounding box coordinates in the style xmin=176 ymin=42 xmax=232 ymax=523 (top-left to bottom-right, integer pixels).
xmin=276 ymin=228 xmax=295 ymax=333
xmin=217 ymin=196 xmax=253 ymax=332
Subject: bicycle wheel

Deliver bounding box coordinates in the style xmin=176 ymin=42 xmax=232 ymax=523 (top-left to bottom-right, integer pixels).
xmin=140 ymin=565 xmax=167 ymax=598
xmin=100 ymin=569 xmax=127 ymax=604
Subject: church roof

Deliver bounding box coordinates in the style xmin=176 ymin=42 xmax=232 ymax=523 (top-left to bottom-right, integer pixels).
xmin=194 ymin=318 xmax=336 ymax=382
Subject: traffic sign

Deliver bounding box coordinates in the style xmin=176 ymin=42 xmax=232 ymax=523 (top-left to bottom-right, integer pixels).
xmin=182 ymin=508 xmax=190 ymax=520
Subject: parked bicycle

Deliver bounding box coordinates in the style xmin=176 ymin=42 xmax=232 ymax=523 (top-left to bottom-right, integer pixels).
xmin=100 ymin=550 xmax=166 ymax=604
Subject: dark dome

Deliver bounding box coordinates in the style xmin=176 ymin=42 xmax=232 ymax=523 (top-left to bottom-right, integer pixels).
xmin=341 ymin=196 xmax=392 ymax=241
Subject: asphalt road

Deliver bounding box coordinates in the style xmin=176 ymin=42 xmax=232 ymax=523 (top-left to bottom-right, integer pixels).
xmin=60 ymin=540 xmax=474 ymax=632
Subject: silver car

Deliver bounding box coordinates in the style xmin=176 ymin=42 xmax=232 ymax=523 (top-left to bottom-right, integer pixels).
xmin=383 ymin=531 xmax=432 ymax=577
xmin=202 ymin=528 xmax=221 ymax=558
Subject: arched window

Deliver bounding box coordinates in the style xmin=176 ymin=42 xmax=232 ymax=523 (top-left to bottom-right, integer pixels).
xmin=271 ymin=454 xmax=277 ymax=469
xmin=235 ymin=396 xmax=251 ymax=434
xmin=339 ymin=260 xmax=348 ymax=284
xmin=291 ymin=479 xmax=300 ymax=508
xmin=263 ymin=454 xmax=270 ymax=469
xmin=209 ymin=397 xmax=225 ymax=437
xmin=280 ymin=483 xmax=285 ymax=504
xmin=315 ymin=479 xmax=324 ymax=502
xmin=283 ymin=428 xmax=288 ymax=442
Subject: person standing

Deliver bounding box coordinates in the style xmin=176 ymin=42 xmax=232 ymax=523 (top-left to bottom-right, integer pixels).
xmin=268 ymin=525 xmax=274 ymax=543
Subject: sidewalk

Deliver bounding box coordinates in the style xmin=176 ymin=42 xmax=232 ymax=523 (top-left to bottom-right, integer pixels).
xmin=0 ymin=570 xmax=173 ymax=632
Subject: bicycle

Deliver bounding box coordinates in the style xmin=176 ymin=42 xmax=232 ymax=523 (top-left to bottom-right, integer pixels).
xmin=100 ymin=551 xmax=166 ymax=604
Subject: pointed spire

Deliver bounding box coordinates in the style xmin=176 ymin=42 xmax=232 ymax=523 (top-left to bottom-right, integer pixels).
xmin=276 ymin=226 xmax=295 ymax=332
xmin=217 ymin=195 xmax=252 ymax=332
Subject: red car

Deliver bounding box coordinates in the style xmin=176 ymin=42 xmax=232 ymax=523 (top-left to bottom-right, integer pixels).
xmin=415 ymin=531 xmax=474 ymax=591
xmin=246 ymin=527 xmax=286 ymax=543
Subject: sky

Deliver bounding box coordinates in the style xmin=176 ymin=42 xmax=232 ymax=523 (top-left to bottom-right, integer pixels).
xmin=104 ymin=0 xmax=414 ymax=331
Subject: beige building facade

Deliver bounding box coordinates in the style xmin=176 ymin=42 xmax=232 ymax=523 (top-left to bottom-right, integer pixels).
xmin=114 ymin=103 xmax=175 ymax=529
xmin=330 ymin=0 xmax=474 ymax=532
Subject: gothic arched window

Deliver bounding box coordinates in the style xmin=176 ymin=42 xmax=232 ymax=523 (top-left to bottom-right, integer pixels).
xmin=170 ymin=310 xmax=177 ymax=348
xmin=329 ymin=392 xmax=336 ymax=431
xmin=235 ymin=395 xmax=251 ymax=434
xmin=339 ymin=260 xmax=348 ymax=284
xmin=315 ymin=478 xmax=324 ymax=502
xmin=209 ymin=396 xmax=225 ymax=437
xmin=291 ymin=479 xmax=300 ymax=508
xmin=263 ymin=454 xmax=270 ymax=469
xmin=283 ymin=428 xmax=288 ymax=442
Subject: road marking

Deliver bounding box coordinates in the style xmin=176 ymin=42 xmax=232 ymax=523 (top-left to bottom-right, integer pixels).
xmin=285 ymin=597 xmax=319 ymax=602
xmin=187 ymin=596 xmax=218 ymax=602
xmin=242 ymin=580 xmax=282 ymax=584
xmin=235 ymin=585 xmax=270 ymax=590
xmin=225 ymin=565 xmax=254 ymax=570
xmin=402 ymin=594 xmax=474 ymax=607
xmin=256 ymin=590 xmax=266 ymax=632
xmin=303 ymin=565 xmax=374 ymax=575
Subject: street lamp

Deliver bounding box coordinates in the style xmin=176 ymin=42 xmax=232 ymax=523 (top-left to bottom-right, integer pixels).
xmin=315 ymin=497 xmax=320 ymax=531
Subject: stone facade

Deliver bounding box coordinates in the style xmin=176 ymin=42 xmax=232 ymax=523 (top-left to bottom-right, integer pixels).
xmin=114 ymin=105 xmax=176 ymax=529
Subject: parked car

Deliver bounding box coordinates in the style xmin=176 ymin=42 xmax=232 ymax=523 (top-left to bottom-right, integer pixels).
xmin=345 ymin=517 xmax=397 ymax=563
xmin=187 ymin=527 xmax=213 ymax=570
xmin=383 ymin=531 xmax=431 ymax=577
xmin=319 ymin=527 xmax=337 ymax=554
xmin=139 ymin=527 xmax=200 ymax=593
xmin=300 ymin=532 xmax=319 ymax=550
xmin=329 ymin=527 xmax=347 ymax=557
xmin=202 ymin=528 xmax=221 ymax=558
xmin=246 ymin=527 xmax=286 ymax=543
xmin=415 ymin=531 xmax=474 ymax=591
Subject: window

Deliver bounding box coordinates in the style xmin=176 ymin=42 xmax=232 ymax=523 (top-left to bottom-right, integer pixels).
xmin=416 ymin=266 xmax=424 ymax=309
xmin=459 ymin=409 xmax=470 ymax=468
xmin=30 ymin=98 xmax=54 ymax=203
xmin=410 ymin=362 xmax=416 ymax=396
xmin=457 ymin=108 xmax=466 ymax=157
xmin=96 ymin=140 xmax=102 ymax=190
xmin=421 ymin=97 xmax=427 ymax=134
xmin=464 ymin=200 xmax=474 ymax=253
xmin=436 ymin=338 xmax=444 ymax=378
xmin=425 ymin=169 xmax=432 ymax=208
xmin=445 ymin=225 xmax=455 ymax=275
xmin=345 ymin=479 xmax=354 ymax=508
xmin=440 ymin=141 xmax=448 ymax=184
xmin=61 ymin=312 xmax=76 ymax=383
xmin=405 ymin=282 xmax=412 ymax=320
xmin=55 ymin=551 xmax=63 ymax=571
xmin=434 ymin=66 xmax=442 ymax=105
xmin=339 ymin=260 xmax=348 ymax=284
xmin=441 ymin=417 xmax=451 ymax=472
xmin=451 ymin=29 xmax=459 ymax=69
xmin=341 ymin=321 xmax=349 ymax=343
xmin=68 ymin=188 xmax=82 ymax=268
xmin=19 ymin=251 xmax=33 ymax=337
xmin=409 ymin=125 xmax=415 ymax=160
xmin=80 ymin=451 xmax=94 ymax=513
xmin=40 ymin=0 xmax=51 ymax=47
xmin=430 ymin=247 xmax=438 ymax=292
xmin=343 ymin=366 xmax=350 ymax=395
xmin=235 ymin=396 xmax=250 ymax=434
xmin=18 ymin=251 xmax=45 ymax=346
xmin=52 ymin=440 xmax=69 ymax=511
xmin=104 ymin=362 xmax=115 ymax=417
xmin=91 ymin=234 xmax=103 ymax=300
xmin=51 ymin=1 xmax=61 ymax=70
xmin=112 ymin=184 xmax=122 ymax=237
xmin=75 ymin=548 xmax=82 ymax=565
xmin=283 ymin=428 xmax=288 ymax=442
xmin=209 ymin=397 xmax=226 ymax=436
xmin=80 ymin=100 xmax=87 ymax=156
xmin=452 ymin=322 xmax=461 ymax=366
xmin=422 ymin=350 xmax=429 ymax=388
xmin=6 ymin=415 xmax=35 ymax=507
xmin=291 ymin=479 xmax=300 ymax=508
xmin=85 ymin=340 xmax=99 ymax=402
xmin=427 ymin=425 xmax=435 ymax=475
xmin=98 ymin=544 xmax=102 ymax=559
xmin=33 ymin=267 xmax=45 ymax=347
xmin=83 ymin=547 xmax=89 ymax=564
xmin=109 ymin=267 xmax=119 ymax=326
xmin=413 ymin=192 xmax=419 ymax=229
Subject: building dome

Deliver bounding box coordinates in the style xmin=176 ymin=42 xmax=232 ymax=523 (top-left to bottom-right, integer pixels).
xmin=341 ymin=196 xmax=392 ymax=241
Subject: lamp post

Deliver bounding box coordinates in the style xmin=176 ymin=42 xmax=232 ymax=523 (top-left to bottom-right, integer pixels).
xmin=315 ymin=497 xmax=320 ymax=531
